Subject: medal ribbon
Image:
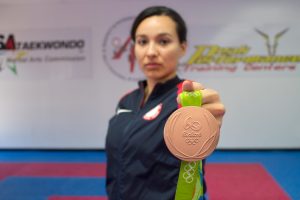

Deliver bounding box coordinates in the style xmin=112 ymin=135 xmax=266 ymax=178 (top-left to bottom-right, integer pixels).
xmin=175 ymin=91 xmax=204 ymax=200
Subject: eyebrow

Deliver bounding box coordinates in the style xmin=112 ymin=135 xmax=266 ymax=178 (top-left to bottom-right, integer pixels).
xmin=135 ymin=33 xmax=173 ymax=38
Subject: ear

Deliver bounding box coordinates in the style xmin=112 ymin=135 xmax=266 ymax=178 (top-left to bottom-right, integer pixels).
xmin=180 ymin=42 xmax=187 ymax=57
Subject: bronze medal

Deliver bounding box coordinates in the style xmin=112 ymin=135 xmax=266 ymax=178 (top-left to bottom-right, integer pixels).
xmin=164 ymin=106 xmax=220 ymax=161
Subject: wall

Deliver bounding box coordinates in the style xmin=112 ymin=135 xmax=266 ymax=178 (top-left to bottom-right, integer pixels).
xmin=0 ymin=0 xmax=299 ymax=149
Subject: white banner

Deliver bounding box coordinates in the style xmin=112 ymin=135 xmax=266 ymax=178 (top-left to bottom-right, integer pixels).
xmin=0 ymin=28 xmax=91 ymax=79
xmin=0 ymin=0 xmax=299 ymax=149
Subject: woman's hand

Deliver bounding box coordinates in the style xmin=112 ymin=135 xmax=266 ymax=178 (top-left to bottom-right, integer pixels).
xmin=177 ymin=80 xmax=226 ymax=127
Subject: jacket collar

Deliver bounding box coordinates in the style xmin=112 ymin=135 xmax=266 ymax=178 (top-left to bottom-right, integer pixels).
xmin=138 ymin=75 xmax=182 ymax=98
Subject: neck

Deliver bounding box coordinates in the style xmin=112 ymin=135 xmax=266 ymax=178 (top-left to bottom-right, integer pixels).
xmin=146 ymin=73 xmax=177 ymax=92
xmin=143 ymin=86 xmax=150 ymax=103
xmin=143 ymin=73 xmax=177 ymax=104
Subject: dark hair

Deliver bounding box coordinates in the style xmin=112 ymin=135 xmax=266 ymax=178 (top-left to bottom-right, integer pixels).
xmin=130 ymin=6 xmax=187 ymax=43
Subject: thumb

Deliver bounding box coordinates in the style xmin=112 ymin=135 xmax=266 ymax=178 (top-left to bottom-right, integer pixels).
xmin=182 ymin=80 xmax=205 ymax=91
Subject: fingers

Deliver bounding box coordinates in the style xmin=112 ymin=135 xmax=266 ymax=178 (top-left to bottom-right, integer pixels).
xmin=181 ymin=80 xmax=194 ymax=91
xmin=177 ymin=81 xmax=226 ymax=128
xmin=191 ymin=81 xmax=205 ymax=91
xmin=201 ymin=89 xmax=220 ymax=104
xmin=201 ymin=102 xmax=225 ymax=116
xmin=201 ymin=89 xmax=226 ymax=127
xmin=177 ymin=80 xmax=205 ymax=104
xmin=182 ymin=80 xmax=205 ymax=91
xmin=202 ymin=103 xmax=226 ymax=127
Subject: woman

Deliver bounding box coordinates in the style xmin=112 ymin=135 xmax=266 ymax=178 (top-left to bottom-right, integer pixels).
xmin=105 ymin=5 xmax=225 ymax=200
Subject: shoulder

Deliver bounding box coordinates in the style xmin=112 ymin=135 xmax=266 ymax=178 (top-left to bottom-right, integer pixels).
xmin=117 ymin=88 xmax=140 ymax=106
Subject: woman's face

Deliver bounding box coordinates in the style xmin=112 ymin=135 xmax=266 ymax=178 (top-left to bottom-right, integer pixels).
xmin=134 ymin=15 xmax=186 ymax=83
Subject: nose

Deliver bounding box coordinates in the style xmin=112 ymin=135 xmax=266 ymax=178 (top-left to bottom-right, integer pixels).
xmin=146 ymin=42 xmax=158 ymax=57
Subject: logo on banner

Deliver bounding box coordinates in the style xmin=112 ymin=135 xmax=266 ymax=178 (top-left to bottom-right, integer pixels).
xmin=0 ymin=34 xmax=18 ymax=75
xmin=102 ymin=17 xmax=144 ymax=81
xmin=182 ymin=27 xmax=300 ymax=75
xmin=255 ymin=28 xmax=289 ymax=57
xmin=103 ymin=19 xmax=300 ymax=79
xmin=0 ymin=30 xmax=90 ymax=78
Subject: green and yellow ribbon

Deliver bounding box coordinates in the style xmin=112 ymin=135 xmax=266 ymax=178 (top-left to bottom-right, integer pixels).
xmin=175 ymin=91 xmax=204 ymax=200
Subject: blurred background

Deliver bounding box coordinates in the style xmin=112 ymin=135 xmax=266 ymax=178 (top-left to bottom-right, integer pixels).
xmin=1 ymin=0 xmax=299 ymax=149
xmin=0 ymin=0 xmax=299 ymax=199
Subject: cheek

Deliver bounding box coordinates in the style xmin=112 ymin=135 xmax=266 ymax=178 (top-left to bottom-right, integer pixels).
xmin=163 ymin=49 xmax=182 ymax=65
xmin=134 ymin=47 xmax=144 ymax=64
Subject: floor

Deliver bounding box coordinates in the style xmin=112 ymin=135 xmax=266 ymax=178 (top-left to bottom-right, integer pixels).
xmin=0 ymin=150 xmax=299 ymax=200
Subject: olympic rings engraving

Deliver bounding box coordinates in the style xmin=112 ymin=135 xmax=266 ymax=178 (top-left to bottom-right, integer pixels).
xmin=182 ymin=161 xmax=197 ymax=183
xmin=185 ymin=138 xmax=199 ymax=145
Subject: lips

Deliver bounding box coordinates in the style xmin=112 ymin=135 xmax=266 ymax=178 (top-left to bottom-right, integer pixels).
xmin=145 ymin=62 xmax=162 ymax=69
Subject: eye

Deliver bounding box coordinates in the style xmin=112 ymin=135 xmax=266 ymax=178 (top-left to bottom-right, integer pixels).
xmin=136 ymin=38 xmax=148 ymax=46
xmin=158 ymin=38 xmax=171 ymax=46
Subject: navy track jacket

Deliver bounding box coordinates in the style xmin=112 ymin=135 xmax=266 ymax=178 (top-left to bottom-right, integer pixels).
xmin=105 ymin=76 xmax=206 ymax=200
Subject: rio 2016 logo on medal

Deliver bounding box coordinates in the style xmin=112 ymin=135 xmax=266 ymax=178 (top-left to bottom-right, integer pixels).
xmin=102 ymin=17 xmax=145 ymax=81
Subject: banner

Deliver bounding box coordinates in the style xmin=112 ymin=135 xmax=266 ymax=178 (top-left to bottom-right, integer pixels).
xmin=0 ymin=0 xmax=299 ymax=149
